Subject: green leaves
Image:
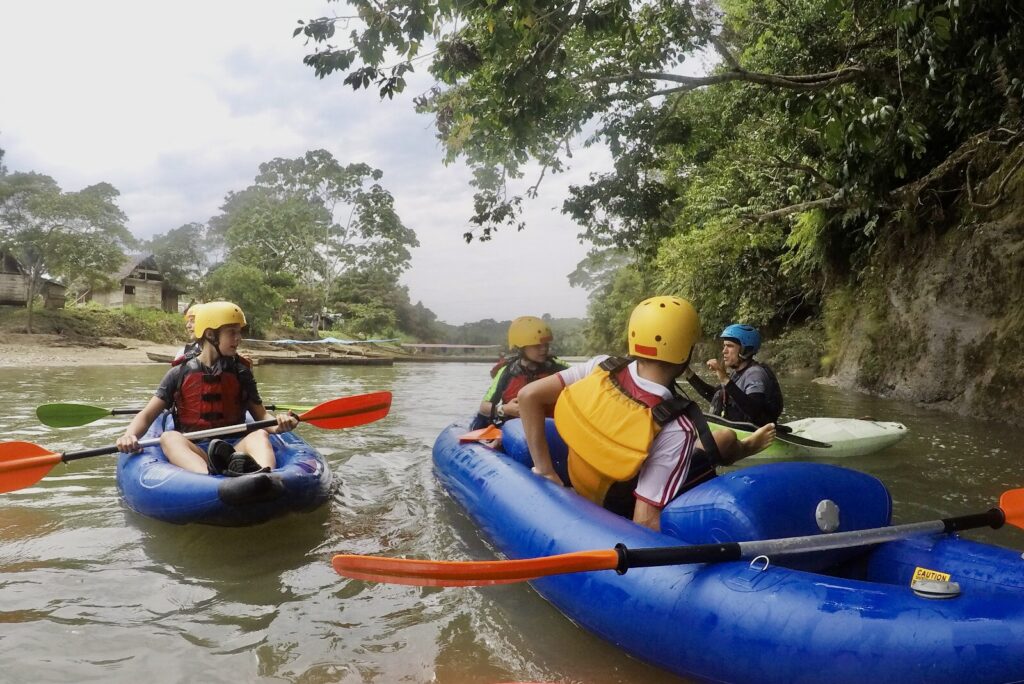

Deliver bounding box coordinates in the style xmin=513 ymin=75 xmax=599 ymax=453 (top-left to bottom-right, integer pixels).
xmin=206 ymin=149 xmax=417 ymax=331
xmin=0 ymin=172 xmax=132 ymax=330
xmin=297 ymin=0 xmax=1024 ymax=346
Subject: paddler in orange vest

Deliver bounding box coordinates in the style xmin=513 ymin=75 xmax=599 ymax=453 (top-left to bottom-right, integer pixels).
xmin=115 ymin=301 xmax=298 ymax=476
xmin=470 ymin=316 xmax=569 ymax=430
xmin=518 ymin=296 xmax=776 ymax=531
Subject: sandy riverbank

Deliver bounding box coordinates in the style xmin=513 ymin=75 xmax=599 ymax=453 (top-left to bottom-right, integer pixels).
xmin=0 ymin=333 xmax=182 ymax=368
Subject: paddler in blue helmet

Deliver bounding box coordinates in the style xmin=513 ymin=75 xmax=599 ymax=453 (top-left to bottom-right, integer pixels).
xmin=685 ymin=324 xmax=784 ymax=427
xmin=518 ymin=296 xmax=775 ymax=531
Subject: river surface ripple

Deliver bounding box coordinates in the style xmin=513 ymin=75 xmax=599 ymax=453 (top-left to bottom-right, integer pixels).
xmin=0 ymin=363 xmax=1021 ymax=683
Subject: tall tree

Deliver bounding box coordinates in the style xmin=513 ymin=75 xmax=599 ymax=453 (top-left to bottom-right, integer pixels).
xmin=209 ymin=150 xmax=418 ymax=325
xmin=0 ymin=173 xmax=132 ymax=332
xmin=142 ymin=222 xmax=209 ymax=294
xmin=200 ymin=261 xmax=287 ymax=335
xmin=296 ymin=0 xmax=869 ymax=239
xmin=298 ymin=0 xmax=1023 ymax=338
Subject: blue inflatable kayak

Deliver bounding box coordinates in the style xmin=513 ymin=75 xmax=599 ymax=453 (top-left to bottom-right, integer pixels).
xmin=116 ymin=413 xmax=331 ymax=525
xmin=433 ymin=419 xmax=1024 ymax=684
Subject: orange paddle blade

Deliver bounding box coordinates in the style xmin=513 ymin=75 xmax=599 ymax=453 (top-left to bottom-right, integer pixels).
xmin=0 ymin=442 xmax=63 ymax=493
xmin=1000 ymin=488 xmax=1024 ymax=529
xmin=332 ymin=549 xmax=620 ymax=587
xmin=299 ymin=391 xmax=392 ymax=429
xmin=459 ymin=425 xmax=503 ymax=442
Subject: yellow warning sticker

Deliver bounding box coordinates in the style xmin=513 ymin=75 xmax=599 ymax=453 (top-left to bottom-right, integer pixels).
xmin=912 ymin=566 xmax=951 ymax=583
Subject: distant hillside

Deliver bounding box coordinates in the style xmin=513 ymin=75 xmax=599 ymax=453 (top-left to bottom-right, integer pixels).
xmin=435 ymin=316 xmax=587 ymax=356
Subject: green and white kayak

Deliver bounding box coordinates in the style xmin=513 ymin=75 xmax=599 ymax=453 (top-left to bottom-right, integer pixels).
xmin=709 ymin=415 xmax=908 ymax=459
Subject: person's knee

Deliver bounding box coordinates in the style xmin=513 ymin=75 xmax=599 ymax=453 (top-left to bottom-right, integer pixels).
xmin=159 ymin=431 xmax=182 ymax=448
xmin=238 ymin=429 xmax=272 ymax=453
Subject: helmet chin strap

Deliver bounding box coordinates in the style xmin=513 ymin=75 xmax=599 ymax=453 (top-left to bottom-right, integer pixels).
xmin=203 ymin=330 xmax=225 ymax=360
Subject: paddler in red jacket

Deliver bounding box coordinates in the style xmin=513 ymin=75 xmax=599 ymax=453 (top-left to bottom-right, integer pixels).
xmin=470 ymin=316 xmax=569 ymax=430
xmin=115 ymin=301 xmax=297 ymax=476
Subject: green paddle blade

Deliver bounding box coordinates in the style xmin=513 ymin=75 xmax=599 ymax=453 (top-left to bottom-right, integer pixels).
xmin=36 ymin=403 xmax=111 ymax=428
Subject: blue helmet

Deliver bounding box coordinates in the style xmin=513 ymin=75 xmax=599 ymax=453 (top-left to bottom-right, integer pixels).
xmin=719 ymin=324 xmax=761 ymax=358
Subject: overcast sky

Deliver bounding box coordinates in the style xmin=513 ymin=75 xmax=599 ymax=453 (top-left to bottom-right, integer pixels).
xmin=0 ymin=1 xmax=607 ymax=325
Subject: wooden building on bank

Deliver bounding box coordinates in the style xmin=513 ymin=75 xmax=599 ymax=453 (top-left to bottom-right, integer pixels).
xmin=88 ymin=253 xmax=185 ymax=312
xmin=0 ymin=251 xmax=67 ymax=309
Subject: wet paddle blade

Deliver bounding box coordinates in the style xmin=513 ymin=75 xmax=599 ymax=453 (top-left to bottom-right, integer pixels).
xmin=332 ymin=549 xmax=620 ymax=587
xmin=1000 ymin=488 xmax=1024 ymax=529
xmin=36 ymin=403 xmax=110 ymax=428
xmin=459 ymin=425 xmax=503 ymax=442
xmin=299 ymin=391 xmax=392 ymax=429
xmin=0 ymin=442 xmax=63 ymax=493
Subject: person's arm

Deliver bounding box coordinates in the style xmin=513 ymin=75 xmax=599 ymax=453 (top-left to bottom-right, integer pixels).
xmin=116 ymin=396 xmax=168 ymax=453
xmin=518 ymin=374 xmax=565 ymax=486
xmin=250 ymin=401 xmax=298 ymax=434
xmin=722 ymin=383 xmax=772 ymax=426
xmin=633 ymin=500 xmax=661 ymax=531
xmin=684 ymin=367 xmax=717 ymax=402
xmin=477 ymin=366 xmax=509 ymax=421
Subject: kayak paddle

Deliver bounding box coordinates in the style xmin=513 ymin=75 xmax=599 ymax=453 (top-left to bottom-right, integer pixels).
xmin=458 ymin=425 xmax=503 ymax=442
xmin=703 ymin=413 xmax=832 ymax=449
xmin=36 ymin=402 xmax=313 ymax=428
xmin=1 ymin=391 xmax=391 ymax=494
xmin=332 ymin=486 xmax=1024 ymax=586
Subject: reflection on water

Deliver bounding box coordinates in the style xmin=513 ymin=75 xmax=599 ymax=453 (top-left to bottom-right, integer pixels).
xmin=0 ymin=362 xmax=1022 ymax=682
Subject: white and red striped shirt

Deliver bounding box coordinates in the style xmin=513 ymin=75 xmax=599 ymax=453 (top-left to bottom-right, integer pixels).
xmin=558 ymin=355 xmax=701 ymax=508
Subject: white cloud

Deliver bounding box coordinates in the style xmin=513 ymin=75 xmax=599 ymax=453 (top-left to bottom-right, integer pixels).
xmin=0 ymin=1 xmax=604 ymax=324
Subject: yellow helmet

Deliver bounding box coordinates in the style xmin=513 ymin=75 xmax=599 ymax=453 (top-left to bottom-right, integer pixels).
xmin=627 ymin=296 xmax=701 ymax=364
xmin=508 ymin=316 xmax=554 ymax=348
xmin=193 ymin=301 xmax=246 ymax=339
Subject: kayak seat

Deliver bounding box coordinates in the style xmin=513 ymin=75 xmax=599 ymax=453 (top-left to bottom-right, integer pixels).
xmin=500 ymin=418 xmax=570 ymax=484
xmin=660 ymin=462 xmax=893 ymax=572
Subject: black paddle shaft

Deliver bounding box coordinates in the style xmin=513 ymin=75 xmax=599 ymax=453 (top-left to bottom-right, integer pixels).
xmin=61 ymin=418 xmax=279 ymax=463
xmin=614 ymin=542 xmax=743 ymax=573
xmin=943 ymin=508 xmax=1005 ymax=533
xmin=613 ymin=507 xmax=1007 ymax=574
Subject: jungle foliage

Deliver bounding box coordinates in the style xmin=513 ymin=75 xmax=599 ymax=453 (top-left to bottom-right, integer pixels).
xmin=299 ymin=0 xmax=1024 ymax=356
xmin=0 ymin=170 xmax=133 ymax=333
xmin=202 ymin=149 xmax=420 ymax=334
xmin=436 ymin=314 xmax=588 ymax=355
xmin=0 ymin=147 xmax=430 ymax=339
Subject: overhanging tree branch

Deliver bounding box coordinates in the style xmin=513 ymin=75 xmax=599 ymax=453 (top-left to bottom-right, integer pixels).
xmin=597 ymin=65 xmax=865 ymax=93
xmin=752 ymin=192 xmax=844 ymax=222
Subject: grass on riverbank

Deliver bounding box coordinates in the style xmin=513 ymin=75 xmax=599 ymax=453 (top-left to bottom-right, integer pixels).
xmin=0 ymin=304 xmax=186 ymax=343
xmin=0 ymin=304 xmax=396 ymax=346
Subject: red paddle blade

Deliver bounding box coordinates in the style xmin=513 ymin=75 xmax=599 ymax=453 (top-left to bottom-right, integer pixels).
xmin=1000 ymin=488 xmax=1024 ymax=529
xmin=299 ymin=391 xmax=392 ymax=429
xmin=0 ymin=442 xmax=63 ymax=493
xmin=459 ymin=425 xmax=503 ymax=442
xmin=331 ymin=549 xmax=620 ymax=587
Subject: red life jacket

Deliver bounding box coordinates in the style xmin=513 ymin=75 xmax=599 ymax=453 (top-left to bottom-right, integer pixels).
xmin=499 ymin=358 xmax=566 ymax=404
xmin=172 ymin=356 xmax=251 ymax=431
